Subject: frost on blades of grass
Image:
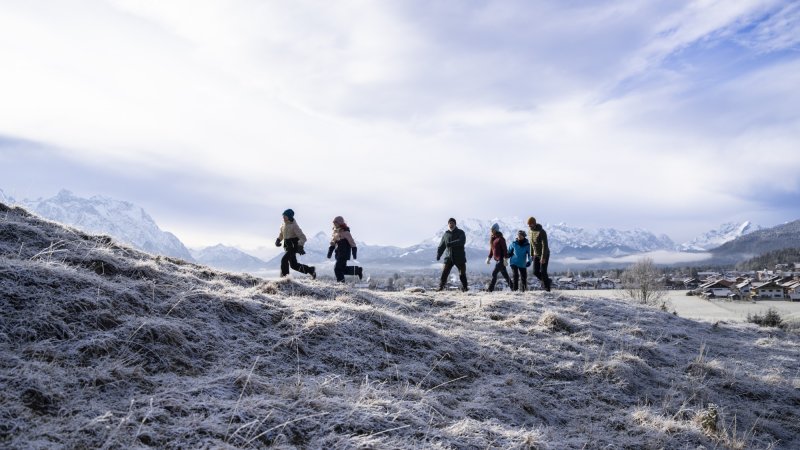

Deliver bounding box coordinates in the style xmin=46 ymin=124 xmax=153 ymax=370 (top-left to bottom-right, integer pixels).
xmin=1 ymin=202 xmax=800 ymax=449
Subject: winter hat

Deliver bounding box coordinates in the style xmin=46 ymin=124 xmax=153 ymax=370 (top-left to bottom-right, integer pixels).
xmin=333 ymin=216 xmax=346 ymax=226
xmin=518 ymin=230 xmax=527 ymax=237
xmin=448 ymin=218 xmax=457 ymax=225
xmin=282 ymin=209 xmax=295 ymax=220
xmin=527 ymin=216 xmax=536 ymax=226
xmin=490 ymin=223 xmax=500 ymax=233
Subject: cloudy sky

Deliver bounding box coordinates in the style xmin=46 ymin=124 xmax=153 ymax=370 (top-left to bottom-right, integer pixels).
xmin=1 ymin=0 xmax=799 ymax=253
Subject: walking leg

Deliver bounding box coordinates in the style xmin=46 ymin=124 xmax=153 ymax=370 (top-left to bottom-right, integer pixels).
xmin=457 ymin=263 xmax=468 ymax=291
xmin=439 ymin=262 xmax=454 ymax=290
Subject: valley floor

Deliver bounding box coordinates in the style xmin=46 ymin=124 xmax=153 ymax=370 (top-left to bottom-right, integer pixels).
xmin=566 ymin=289 xmax=800 ymax=323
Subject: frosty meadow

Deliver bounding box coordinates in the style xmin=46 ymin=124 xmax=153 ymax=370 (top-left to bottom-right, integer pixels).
xmin=2 ymin=202 xmax=800 ymax=448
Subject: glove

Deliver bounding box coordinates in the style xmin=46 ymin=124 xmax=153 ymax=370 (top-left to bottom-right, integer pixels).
xmin=297 ymin=246 xmax=305 ymax=255
xmin=275 ymin=238 xmax=282 ymax=247
xmin=352 ymin=247 xmax=357 ymax=260
xmin=327 ymin=246 xmax=334 ymax=259
xmin=436 ymin=252 xmax=442 ymax=261
xmin=526 ymin=261 xmax=532 ymax=268
xmin=486 ymin=257 xmax=491 ymax=265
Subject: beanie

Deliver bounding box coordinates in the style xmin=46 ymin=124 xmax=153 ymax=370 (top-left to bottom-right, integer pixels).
xmin=333 ymin=216 xmax=345 ymax=225
xmin=527 ymin=217 xmax=536 ymax=226
xmin=490 ymin=223 xmax=500 ymax=232
xmin=282 ymin=209 xmax=295 ymax=220
xmin=448 ymin=218 xmax=457 ymax=225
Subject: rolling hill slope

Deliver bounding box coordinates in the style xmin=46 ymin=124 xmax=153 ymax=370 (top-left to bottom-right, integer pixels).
xmin=2 ymin=202 xmax=799 ymax=448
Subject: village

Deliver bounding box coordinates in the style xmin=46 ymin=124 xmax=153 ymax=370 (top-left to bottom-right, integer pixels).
xmin=684 ymin=263 xmax=800 ymax=301
xmin=340 ymin=262 xmax=800 ymax=301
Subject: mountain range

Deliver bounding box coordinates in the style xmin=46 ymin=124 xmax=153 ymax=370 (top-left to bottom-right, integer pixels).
xmin=10 ymin=190 xmax=194 ymax=261
xmin=710 ymin=220 xmax=800 ymax=263
xmin=679 ymin=221 xmax=763 ymax=252
xmin=1 ymin=189 xmax=794 ymax=272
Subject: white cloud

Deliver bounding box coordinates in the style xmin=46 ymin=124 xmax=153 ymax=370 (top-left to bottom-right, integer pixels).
xmin=1 ymin=0 xmax=798 ymax=247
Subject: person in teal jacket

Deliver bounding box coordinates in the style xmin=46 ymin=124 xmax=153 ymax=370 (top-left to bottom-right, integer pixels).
xmin=507 ymin=230 xmax=531 ymax=291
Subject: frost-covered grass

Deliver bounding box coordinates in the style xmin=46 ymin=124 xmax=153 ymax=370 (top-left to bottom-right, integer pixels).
xmin=2 ymin=202 xmax=800 ymax=449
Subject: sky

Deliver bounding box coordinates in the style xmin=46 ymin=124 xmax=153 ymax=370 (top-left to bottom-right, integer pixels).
xmin=1 ymin=0 xmax=799 ymax=253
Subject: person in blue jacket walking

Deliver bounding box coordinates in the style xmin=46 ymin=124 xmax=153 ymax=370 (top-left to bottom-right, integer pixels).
xmin=507 ymin=230 xmax=531 ymax=291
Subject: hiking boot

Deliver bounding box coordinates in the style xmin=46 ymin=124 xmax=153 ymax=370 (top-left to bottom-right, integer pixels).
xmin=356 ymin=266 xmax=363 ymax=280
xmin=309 ymin=267 xmax=317 ymax=280
xmin=436 ymin=285 xmax=445 ymax=291
xmin=544 ymin=277 xmax=551 ymax=291
xmin=461 ymin=286 xmax=468 ymax=292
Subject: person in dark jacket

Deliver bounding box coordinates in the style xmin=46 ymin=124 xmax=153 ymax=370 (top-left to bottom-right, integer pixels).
xmin=275 ymin=209 xmax=316 ymax=279
xmin=436 ymin=218 xmax=468 ymax=291
xmin=327 ymin=216 xmax=363 ymax=282
xmin=486 ymin=223 xmax=512 ymax=292
xmin=527 ymin=216 xmax=551 ymax=291
xmin=507 ymin=230 xmax=531 ymax=291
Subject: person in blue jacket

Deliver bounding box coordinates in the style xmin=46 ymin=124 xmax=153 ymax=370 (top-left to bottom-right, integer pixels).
xmin=507 ymin=230 xmax=531 ymax=291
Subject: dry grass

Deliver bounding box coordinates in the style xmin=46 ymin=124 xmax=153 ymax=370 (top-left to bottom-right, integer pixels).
xmin=2 ymin=202 xmax=800 ymax=448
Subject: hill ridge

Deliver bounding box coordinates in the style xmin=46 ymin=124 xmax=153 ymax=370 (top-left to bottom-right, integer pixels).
xmin=2 ymin=202 xmax=799 ymax=448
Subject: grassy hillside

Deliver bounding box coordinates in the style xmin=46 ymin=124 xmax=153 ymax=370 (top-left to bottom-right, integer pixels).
xmin=2 ymin=202 xmax=800 ymax=449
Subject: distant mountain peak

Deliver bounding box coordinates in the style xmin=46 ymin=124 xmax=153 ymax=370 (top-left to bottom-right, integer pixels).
xmin=680 ymin=221 xmax=762 ymax=252
xmin=190 ymin=244 xmax=267 ymax=272
xmin=16 ymin=190 xmax=193 ymax=261
xmin=0 ymin=188 xmax=13 ymax=204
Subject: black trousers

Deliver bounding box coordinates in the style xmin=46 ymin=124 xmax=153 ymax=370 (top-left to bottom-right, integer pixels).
xmin=280 ymin=250 xmax=312 ymax=276
xmin=489 ymin=261 xmax=511 ymax=291
xmin=334 ymin=258 xmax=358 ymax=282
xmin=510 ymin=265 xmax=528 ymax=291
xmin=440 ymin=261 xmax=468 ymax=289
xmin=533 ymin=256 xmax=550 ymax=290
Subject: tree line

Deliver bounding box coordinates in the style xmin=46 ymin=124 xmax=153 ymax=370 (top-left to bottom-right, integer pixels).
xmin=734 ymin=247 xmax=800 ymax=271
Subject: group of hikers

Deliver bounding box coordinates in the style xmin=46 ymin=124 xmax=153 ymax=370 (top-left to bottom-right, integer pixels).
xmin=436 ymin=217 xmax=551 ymax=292
xmin=275 ymin=210 xmax=551 ymax=292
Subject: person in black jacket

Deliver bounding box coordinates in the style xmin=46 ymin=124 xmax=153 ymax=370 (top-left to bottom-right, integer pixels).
xmin=327 ymin=216 xmax=363 ymax=282
xmin=436 ymin=218 xmax=468 ymax=291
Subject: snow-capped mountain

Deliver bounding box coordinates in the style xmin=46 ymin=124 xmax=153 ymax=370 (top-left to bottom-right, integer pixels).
xmin=17 ymin=190 xmax=194 ymax=261
xmin=0 ymin=188 xmax=12 ymax=204
xmin=285 ymin=217 xmax=678 ymax=269
xmin=680 ymin=221 xmax=763 ymax=252
xmin=422 ymin=218 xmax=675 ymax=258
xmin=190 ymin=244 xmax=268 ymax=272
xmin=546 ymin=223 xmax=675 ymax=257
xmin=268 ymin=229 xmax=408 ymax=267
